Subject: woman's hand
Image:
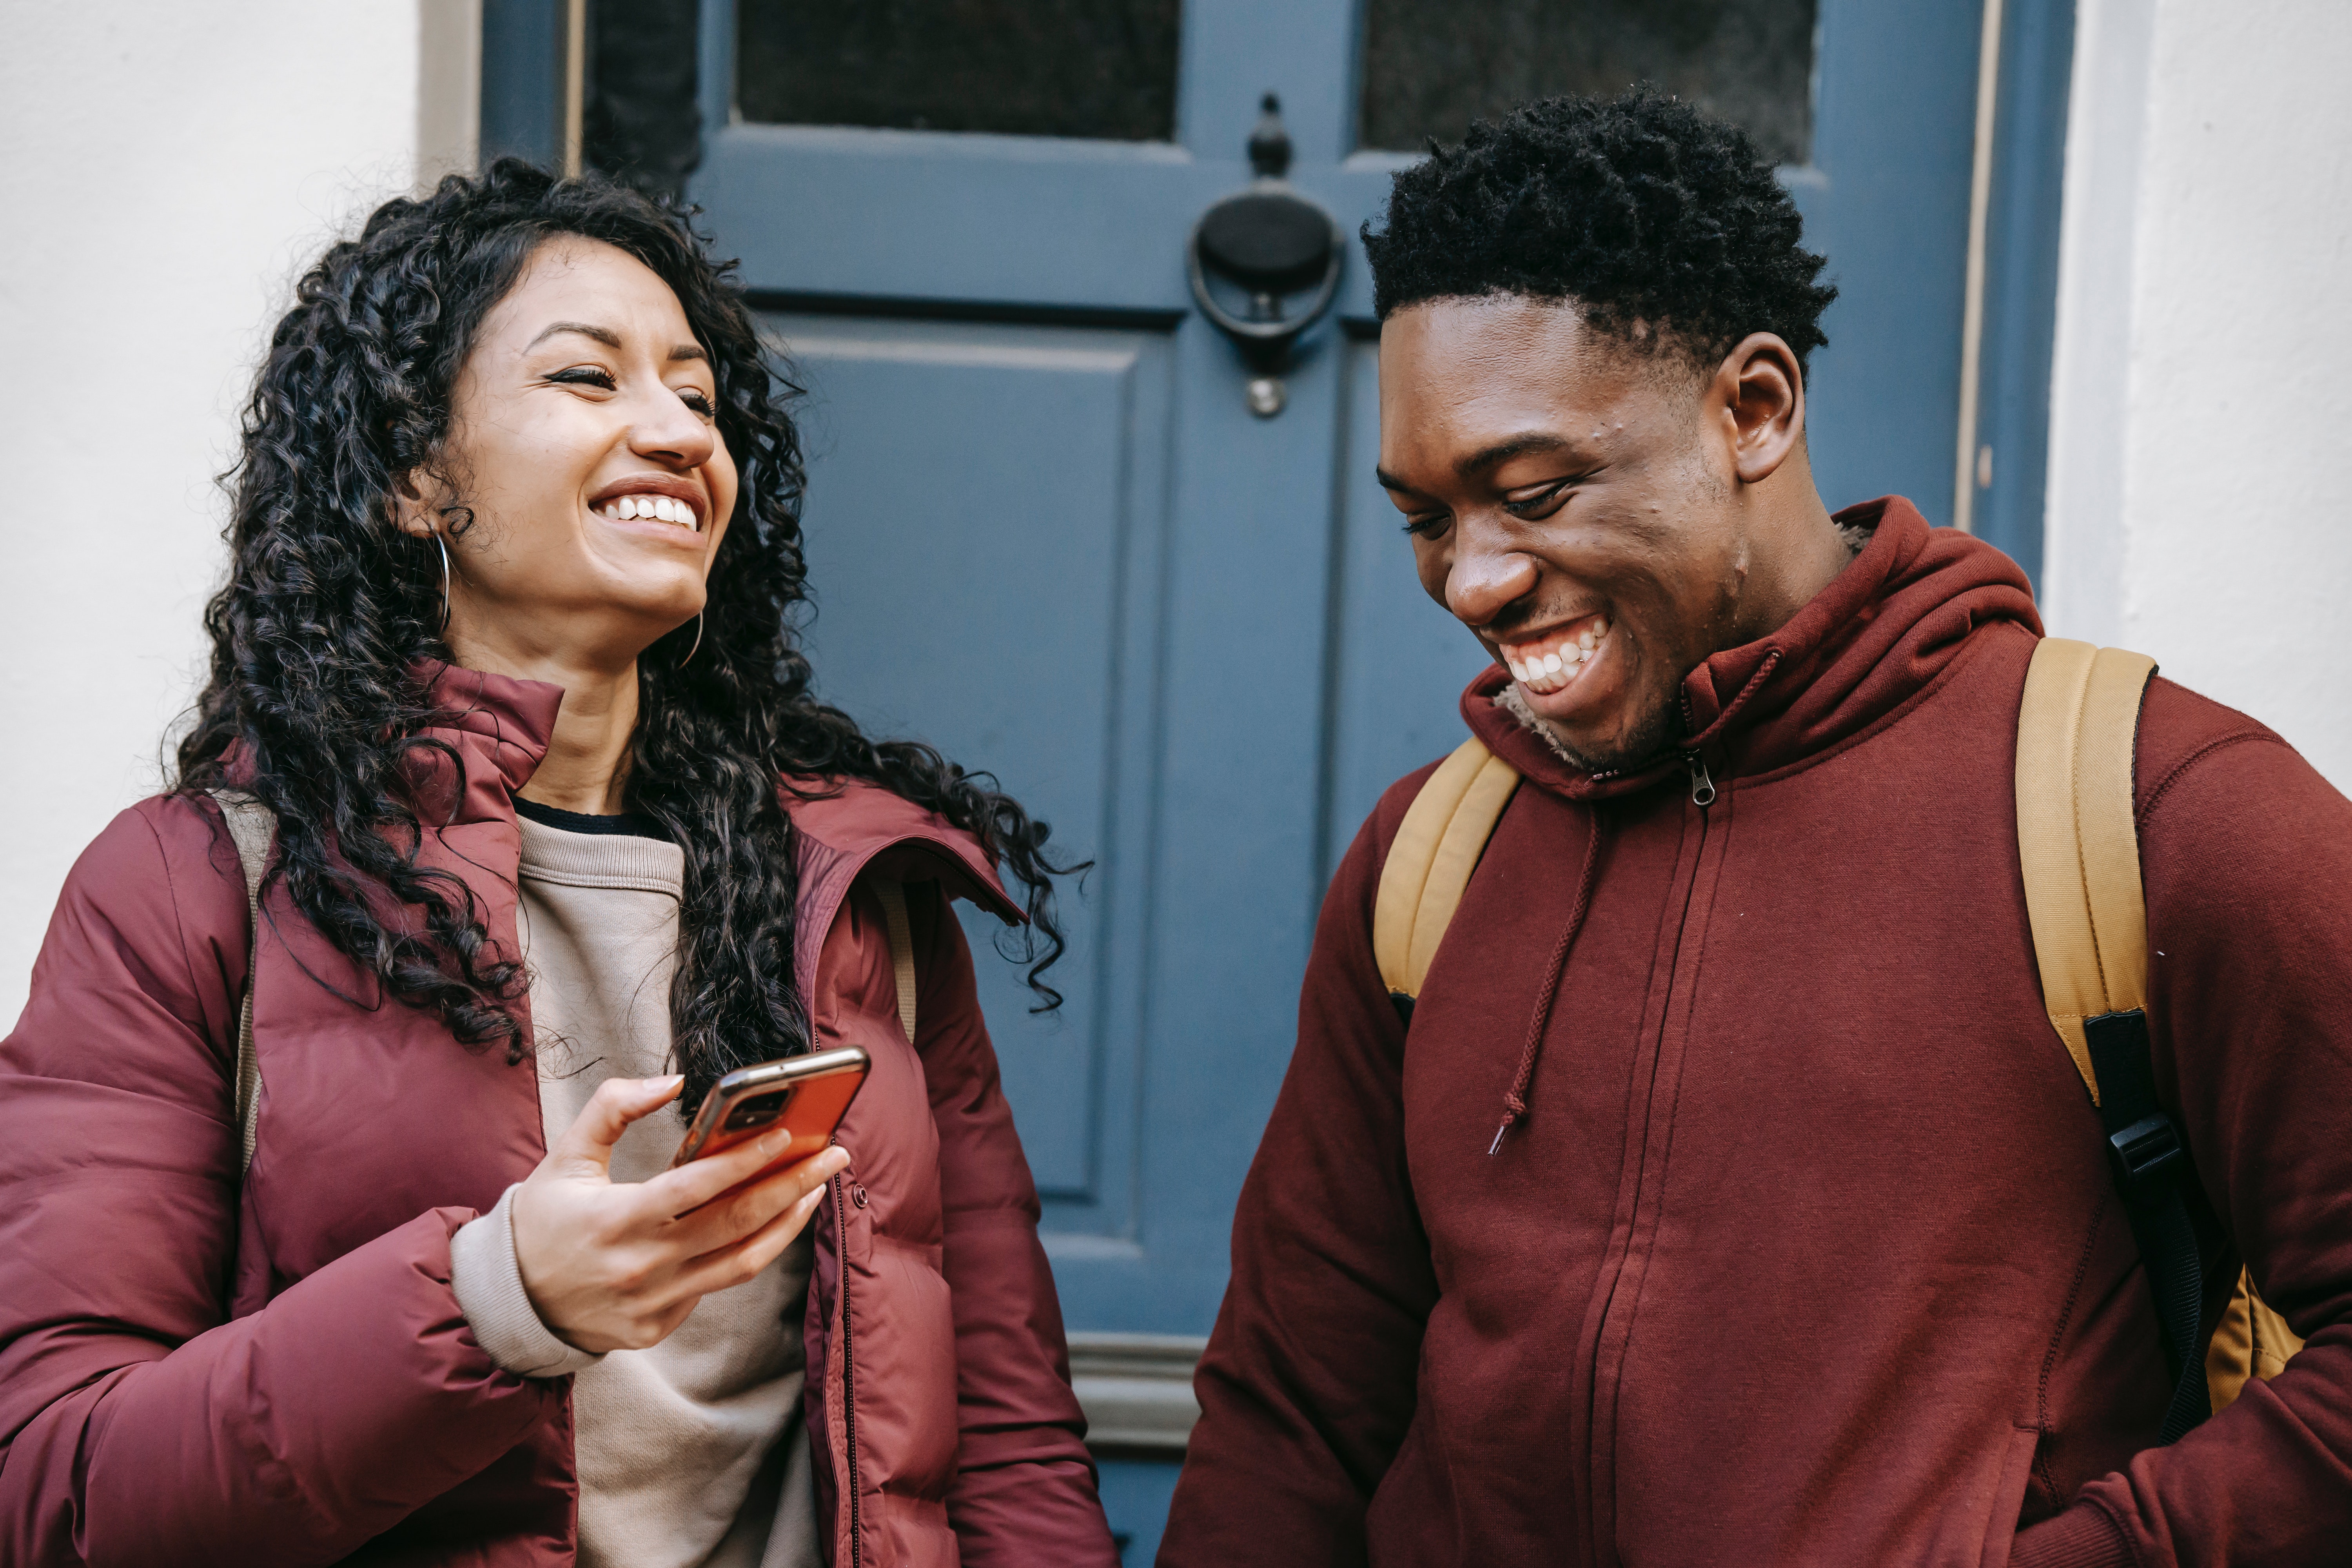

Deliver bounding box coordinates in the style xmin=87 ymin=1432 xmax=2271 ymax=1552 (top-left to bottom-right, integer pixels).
xmin=510 ymin=1074 xmax=849 ymax=1354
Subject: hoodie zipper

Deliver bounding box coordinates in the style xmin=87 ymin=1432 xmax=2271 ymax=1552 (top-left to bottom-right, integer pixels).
xmin=1685 ymin=752 xmax=1717 ymax=808
xmin=831 ymin=1171 xmax=861 ymax=1560
xmin=1581 ymin=739 xmax=1720 ymax=1567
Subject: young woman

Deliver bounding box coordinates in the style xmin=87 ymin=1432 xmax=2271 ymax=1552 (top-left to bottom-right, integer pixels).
xmin=0 ymin=163 xmax=1117 ymax=1568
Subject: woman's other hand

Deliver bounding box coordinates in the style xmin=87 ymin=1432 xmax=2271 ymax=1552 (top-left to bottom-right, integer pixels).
xmin=510 ymin=1075 xmax=848 ymax=1354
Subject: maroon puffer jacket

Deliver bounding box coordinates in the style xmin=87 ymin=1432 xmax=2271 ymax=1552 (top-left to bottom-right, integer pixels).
xmin=0 ymin=666 xmax=1117 ymax=1568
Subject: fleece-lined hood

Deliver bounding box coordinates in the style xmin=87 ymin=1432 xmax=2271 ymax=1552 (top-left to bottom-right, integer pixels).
xmin=1460 ymin=496 xmax=2042 ymax=801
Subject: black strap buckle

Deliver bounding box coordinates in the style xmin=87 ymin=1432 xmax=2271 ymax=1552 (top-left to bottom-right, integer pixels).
xmin=2105 ymin=1112 xmax=2185 ymax=1199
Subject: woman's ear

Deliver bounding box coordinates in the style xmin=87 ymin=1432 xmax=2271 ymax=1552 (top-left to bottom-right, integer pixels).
xmin=1711 ymin=332 xmax=1807 ymax=486
xmin=388 ymin=468 xmax=440 ymax=540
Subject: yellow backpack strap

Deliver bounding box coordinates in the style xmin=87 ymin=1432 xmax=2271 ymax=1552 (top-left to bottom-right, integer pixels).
xmin=2018 ymin=638 xmax=2297 ymax=1441
xmin=2015 ymin=639 xmax=2157 ymax=1101
xmin=1374 ymin=737 xmax=1522 ymax=1006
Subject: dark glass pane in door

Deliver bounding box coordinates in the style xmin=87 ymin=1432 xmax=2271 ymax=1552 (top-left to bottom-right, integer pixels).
xmin=738 ymin=0 xmax=1181 ymax=141
xmin=1359 ymin=0 xmax=1818 ymax=165
xmin=585 ymin=0 xmax=702 ymax=201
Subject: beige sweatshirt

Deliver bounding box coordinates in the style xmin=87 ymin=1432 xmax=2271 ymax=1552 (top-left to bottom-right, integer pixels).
xmin=448 ymin=813 xmax=820 ymax=1568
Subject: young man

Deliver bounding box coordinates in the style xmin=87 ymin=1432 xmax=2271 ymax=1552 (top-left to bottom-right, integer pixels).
xmin=1158 ymin=91 xmax=2352 ymax=1567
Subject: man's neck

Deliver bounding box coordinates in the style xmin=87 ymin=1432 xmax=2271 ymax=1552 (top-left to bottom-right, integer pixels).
xmin=1723 ymin=460 xmax=1855 ymax=649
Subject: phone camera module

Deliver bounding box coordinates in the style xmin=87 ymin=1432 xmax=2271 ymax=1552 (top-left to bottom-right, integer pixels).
xmin=722 ymin=1087 xmax=794 ymax=1131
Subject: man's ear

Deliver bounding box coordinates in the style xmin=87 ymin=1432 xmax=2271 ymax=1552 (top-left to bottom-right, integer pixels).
xmin=1711 ymin=332 xmax=1806 ymax=486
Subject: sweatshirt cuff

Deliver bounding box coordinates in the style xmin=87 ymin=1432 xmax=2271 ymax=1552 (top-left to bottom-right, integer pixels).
xmin=449 ymin=1183 xmax=604 ymax=1379
xmin=2007 ymin=1504 xmax=2134 ymax=1568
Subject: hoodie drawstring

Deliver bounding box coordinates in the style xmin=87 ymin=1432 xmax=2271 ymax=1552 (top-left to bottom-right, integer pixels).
xmin=1490 ymin=805 xmax=1604 ymax=1154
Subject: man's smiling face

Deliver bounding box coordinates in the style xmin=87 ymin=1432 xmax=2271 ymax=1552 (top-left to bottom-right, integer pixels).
xmin=1378 ymin=294 xmax=1804 ymax=774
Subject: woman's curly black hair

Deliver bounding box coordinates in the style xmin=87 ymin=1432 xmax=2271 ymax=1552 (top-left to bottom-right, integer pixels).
xmin=176 ymin=159 xmax=1080 ymax=1111
xmin=1363 ymin=86 xmax=1838 ymax=375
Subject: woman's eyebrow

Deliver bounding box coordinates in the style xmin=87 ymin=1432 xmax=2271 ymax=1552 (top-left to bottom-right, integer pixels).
xmin=527 ymin=320 xmax=622 ymax=350
xmin=523 ymin=321 xmax=704 ymax=365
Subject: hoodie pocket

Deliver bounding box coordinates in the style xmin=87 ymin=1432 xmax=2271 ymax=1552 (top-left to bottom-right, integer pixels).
xmin=1979 ymin=1427 xmax=2044 ymax=1568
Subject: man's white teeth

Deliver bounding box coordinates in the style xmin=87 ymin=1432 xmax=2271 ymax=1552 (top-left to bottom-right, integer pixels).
xmin=604 ymin=494 xmax=698 ymax=529
xmin=1506 ymin=618 xmax=1611 ymax=696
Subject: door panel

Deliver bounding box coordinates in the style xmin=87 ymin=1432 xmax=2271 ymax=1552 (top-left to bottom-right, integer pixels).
xmin=774 ymin=314 xmax=1172 ymax=1246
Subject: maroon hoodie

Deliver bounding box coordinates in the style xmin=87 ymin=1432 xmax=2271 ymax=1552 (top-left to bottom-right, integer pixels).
xmin=0 ymin=666 xmax=1116 ymax=1567
xmin=1160 ymin=499 xmax=2352 ymax=1567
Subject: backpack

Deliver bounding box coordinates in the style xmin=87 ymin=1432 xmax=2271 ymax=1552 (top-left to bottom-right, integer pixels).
xmin=1371 ymin=638 xmax=2302 ymax=1439
xmin=207 ymin=793 xmax=922 ymax=1178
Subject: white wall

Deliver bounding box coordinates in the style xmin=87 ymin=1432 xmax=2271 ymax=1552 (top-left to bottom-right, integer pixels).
xmin=2044 ymin=0 xmax=2352 ymax=791
xmin=0 ymin=1 xmax=466 ymax=1026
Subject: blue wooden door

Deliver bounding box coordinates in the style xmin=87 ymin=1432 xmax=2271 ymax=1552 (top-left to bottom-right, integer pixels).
xmin=490 ymin=0 xmax=2056 ymax=1556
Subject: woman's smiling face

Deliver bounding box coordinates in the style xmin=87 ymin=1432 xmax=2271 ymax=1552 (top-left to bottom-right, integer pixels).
xmin=404 ymin=234 xmax=739 ymax=673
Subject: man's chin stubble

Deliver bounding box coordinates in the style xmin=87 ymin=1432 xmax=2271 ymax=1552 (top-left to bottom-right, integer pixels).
xmin=1495 ymin=684 xmax=1683 ymax=777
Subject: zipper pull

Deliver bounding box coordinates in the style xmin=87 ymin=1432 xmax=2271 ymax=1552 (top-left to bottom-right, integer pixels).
xmin=1686 ymin=753 xmax=1717 ymax=808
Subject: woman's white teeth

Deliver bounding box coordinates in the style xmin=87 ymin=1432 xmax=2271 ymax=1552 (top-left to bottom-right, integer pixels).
xmin=605 ymin=494 xmax=697 ymax=528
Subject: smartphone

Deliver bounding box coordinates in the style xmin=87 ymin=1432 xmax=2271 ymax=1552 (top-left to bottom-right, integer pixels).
xmin=670 ymin=1045 xmax=871 ymax=1171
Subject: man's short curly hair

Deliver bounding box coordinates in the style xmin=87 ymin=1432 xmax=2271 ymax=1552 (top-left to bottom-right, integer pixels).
xmin=1363 ymin=87 xmax=1838 ymax=377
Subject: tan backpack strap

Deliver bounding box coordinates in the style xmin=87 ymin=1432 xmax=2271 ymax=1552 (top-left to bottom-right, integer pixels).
xmin=209 ymin=790 xmax=273 ymax=1173
xmin=1374 ymin=738 xmax=1522 ymax=1002
xmin=2019 ymin=641 xmax=2261 ymax=1435
xmin=2023 ymin=645 xmax=2310 ymax=1409
xmin=873 ymin=880 xmax=918 ymax=1045
xmin=2014 ymin=639 xmax=2157 ymax=1103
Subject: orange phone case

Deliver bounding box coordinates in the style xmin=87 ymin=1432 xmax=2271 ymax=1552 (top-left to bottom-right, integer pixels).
xmin=670 ymin=1045 xmax=870 ymax=1169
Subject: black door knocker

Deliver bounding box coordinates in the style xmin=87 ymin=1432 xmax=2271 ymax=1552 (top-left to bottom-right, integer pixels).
xmin=1186 ymin=94 xmax=1345 ymax=417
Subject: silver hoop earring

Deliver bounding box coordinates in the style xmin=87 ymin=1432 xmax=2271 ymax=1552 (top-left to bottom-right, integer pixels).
xmin=679 ymin=611 xmax=703 ymax=667
xmin=435 ymin=534 xmax=452 ymax=635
